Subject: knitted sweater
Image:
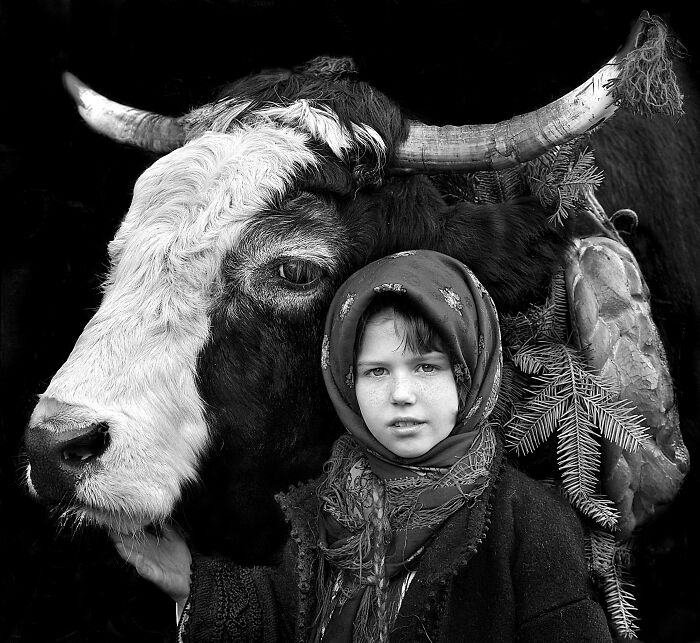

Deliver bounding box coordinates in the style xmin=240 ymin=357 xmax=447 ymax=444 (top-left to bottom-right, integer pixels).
xmin=180 ymin=459 xmax=612 ymax=642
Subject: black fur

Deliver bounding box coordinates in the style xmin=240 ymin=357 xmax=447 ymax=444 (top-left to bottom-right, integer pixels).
xmin=341 ymin=176 xmax=567 ymax=313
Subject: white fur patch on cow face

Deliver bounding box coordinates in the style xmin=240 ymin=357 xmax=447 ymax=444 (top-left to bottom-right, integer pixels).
xmin=27 ymin=128 xmax=324 ymax=532
xmin=256 ymin=101 xmax=386 ymax=170
xmin=187 ymin=97 xmax=387 ymax=184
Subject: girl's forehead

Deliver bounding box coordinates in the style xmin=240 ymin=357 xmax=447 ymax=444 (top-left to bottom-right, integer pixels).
xmin=358 ymin=318 xmax=446 ymax=357
xmin=359 ymin=315 xmax=403 ymax=344
xmin=358 ymin=303 xmax=443 ymax=352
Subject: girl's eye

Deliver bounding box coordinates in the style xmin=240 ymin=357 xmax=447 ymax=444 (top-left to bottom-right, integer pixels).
xmin=367 ymin=367 xmax=387 ymax=377
xmin=418 ymin=364 xmax=437 ymax=373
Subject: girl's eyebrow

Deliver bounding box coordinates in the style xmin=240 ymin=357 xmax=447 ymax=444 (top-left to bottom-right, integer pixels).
xmin=355 ymin=359 xmax=384 ymax=368
xmin=356 ymin=351 xmax=449 ymax=368
xmin=413 ymin=350 xmax=449 ymax=359
xmin=402 ymin=350 xmax=450 ymax=361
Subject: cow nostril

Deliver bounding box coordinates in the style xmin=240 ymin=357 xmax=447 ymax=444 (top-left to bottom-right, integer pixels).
xmin=61 ymin=422 xmax=110 ymax=467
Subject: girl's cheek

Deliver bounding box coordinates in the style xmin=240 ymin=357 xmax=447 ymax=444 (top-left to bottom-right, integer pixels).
xmin=367 ymin=384 xmax=386 ymax=403
xmin=421 ymin=380 xmax=439 ymax=396
xmin=357 ymin=381 xmax=385 ymax=405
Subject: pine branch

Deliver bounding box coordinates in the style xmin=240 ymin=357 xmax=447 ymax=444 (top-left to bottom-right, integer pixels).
xmin=557 ymin=404 xmax=602 ymax=498
xmin=502 ymin=311 xmax=540 ymax=348
xmin=490 ymin=359 xmax=526 ymax=428
xmin=603 ymin=567 xmax=639 ymax=638
xmin=586 ymin=528 xmax=616 ymax=577
xmin=473 ymin=167 xmax=526 ymax=203
xmin=525 ymin=142 xmax=605 ymax=224
xmin=539 ymin=272 xmax=569 ymax=342
xmin=506 ymin=395 xmax=566 ymax=455
xmin=587 ymin=529 xmax=639 ymax=638
xmin=502 ymin=272 xmax=569 ymax=349
xmin=568 ymin=492 xmax=620 ymax=531
xmin=583 ymin=397 xmax=649 ymax=453
xmin=511 ymin=343 xmax=549 ymax=374
xmin=504 ymin=338 xmax=650 ymax=529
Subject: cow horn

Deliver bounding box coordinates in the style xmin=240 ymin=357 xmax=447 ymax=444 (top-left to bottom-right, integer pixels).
xmin=392 ymin=14 xmax=649 ymax=172
xmin=62 ymin=72 xmax=187 ymax=153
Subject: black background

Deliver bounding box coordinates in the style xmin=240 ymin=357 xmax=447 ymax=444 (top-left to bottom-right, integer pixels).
xmin=2 ymin=0 xmax=699 ymax=640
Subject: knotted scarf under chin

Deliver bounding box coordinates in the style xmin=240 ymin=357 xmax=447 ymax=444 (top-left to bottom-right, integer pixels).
xmin=314 ymin=427 xmax=496 ymax=643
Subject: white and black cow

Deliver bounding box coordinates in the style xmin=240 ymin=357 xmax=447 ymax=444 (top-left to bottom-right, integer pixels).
xmin=22 ymin=17 xmax=694 ymax=562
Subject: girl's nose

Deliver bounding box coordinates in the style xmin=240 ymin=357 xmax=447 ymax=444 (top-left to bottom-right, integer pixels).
xmin=390 ymin=377 xmax=416 ymax=405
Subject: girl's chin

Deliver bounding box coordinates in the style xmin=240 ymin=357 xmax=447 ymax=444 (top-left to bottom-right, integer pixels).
xmin=384 ymin=438 xmax=432 ymax=459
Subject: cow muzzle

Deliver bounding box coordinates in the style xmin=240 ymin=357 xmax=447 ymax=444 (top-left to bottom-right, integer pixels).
xmin=25 ymin=419 xmax=110 ymax=501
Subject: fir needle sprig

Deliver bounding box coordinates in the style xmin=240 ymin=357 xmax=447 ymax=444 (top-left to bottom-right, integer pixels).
xmin=586 ymin=529 xmax=639 ymax=638
xmin=525 ymin=142 xmax=605 ymax=225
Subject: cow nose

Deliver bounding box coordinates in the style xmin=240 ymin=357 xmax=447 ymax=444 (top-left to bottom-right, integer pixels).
xmin=25 ymin=422 xmax=110 ymax=500
xmin=59 ymin=422 xmax=111 ymax=467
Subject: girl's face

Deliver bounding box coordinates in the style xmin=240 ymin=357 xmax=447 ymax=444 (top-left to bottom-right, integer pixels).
xmin=354 ymin=313 xmax=459 ymax=458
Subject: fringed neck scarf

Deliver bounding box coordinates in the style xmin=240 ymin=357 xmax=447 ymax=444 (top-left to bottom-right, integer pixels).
xmin=316 ymin=250 xmax=503 ymax=642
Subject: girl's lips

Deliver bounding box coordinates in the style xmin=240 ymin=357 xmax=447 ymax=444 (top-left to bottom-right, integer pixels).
xmin=389 ymin=419 xmax=425 ymax=430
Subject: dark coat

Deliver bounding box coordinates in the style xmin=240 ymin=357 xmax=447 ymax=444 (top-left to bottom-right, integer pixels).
xmin=181 ymin=456 xmax=612 ymax=642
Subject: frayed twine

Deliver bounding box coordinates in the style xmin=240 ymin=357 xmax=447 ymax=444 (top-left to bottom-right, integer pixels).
xmin=611 ymin=14 xmax=686 ymax=118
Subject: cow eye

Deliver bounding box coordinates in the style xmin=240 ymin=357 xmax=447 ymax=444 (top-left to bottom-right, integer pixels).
xmin=277 ymin=260 xmax=323 ymax=287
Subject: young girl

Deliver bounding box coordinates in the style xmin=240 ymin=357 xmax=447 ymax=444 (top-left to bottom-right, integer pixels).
xmin=113 ymin=250 xmax=612 ymax=642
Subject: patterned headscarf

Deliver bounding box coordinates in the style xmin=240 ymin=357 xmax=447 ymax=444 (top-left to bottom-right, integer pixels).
xmin=322 ymin=249 xmax=502 ymax=469
xmin=315 ymin=250 xmax=503 ymax=642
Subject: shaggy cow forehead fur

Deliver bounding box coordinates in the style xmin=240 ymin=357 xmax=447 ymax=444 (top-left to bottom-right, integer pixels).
xmin=110 ymin=127 xmax=318 ymax=273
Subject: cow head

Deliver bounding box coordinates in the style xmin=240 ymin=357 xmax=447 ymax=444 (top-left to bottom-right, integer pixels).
xmin=25 ymin=125 xmax=349 ymax=535
xmin=24 ymin=19 xmax=649 ymax=555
